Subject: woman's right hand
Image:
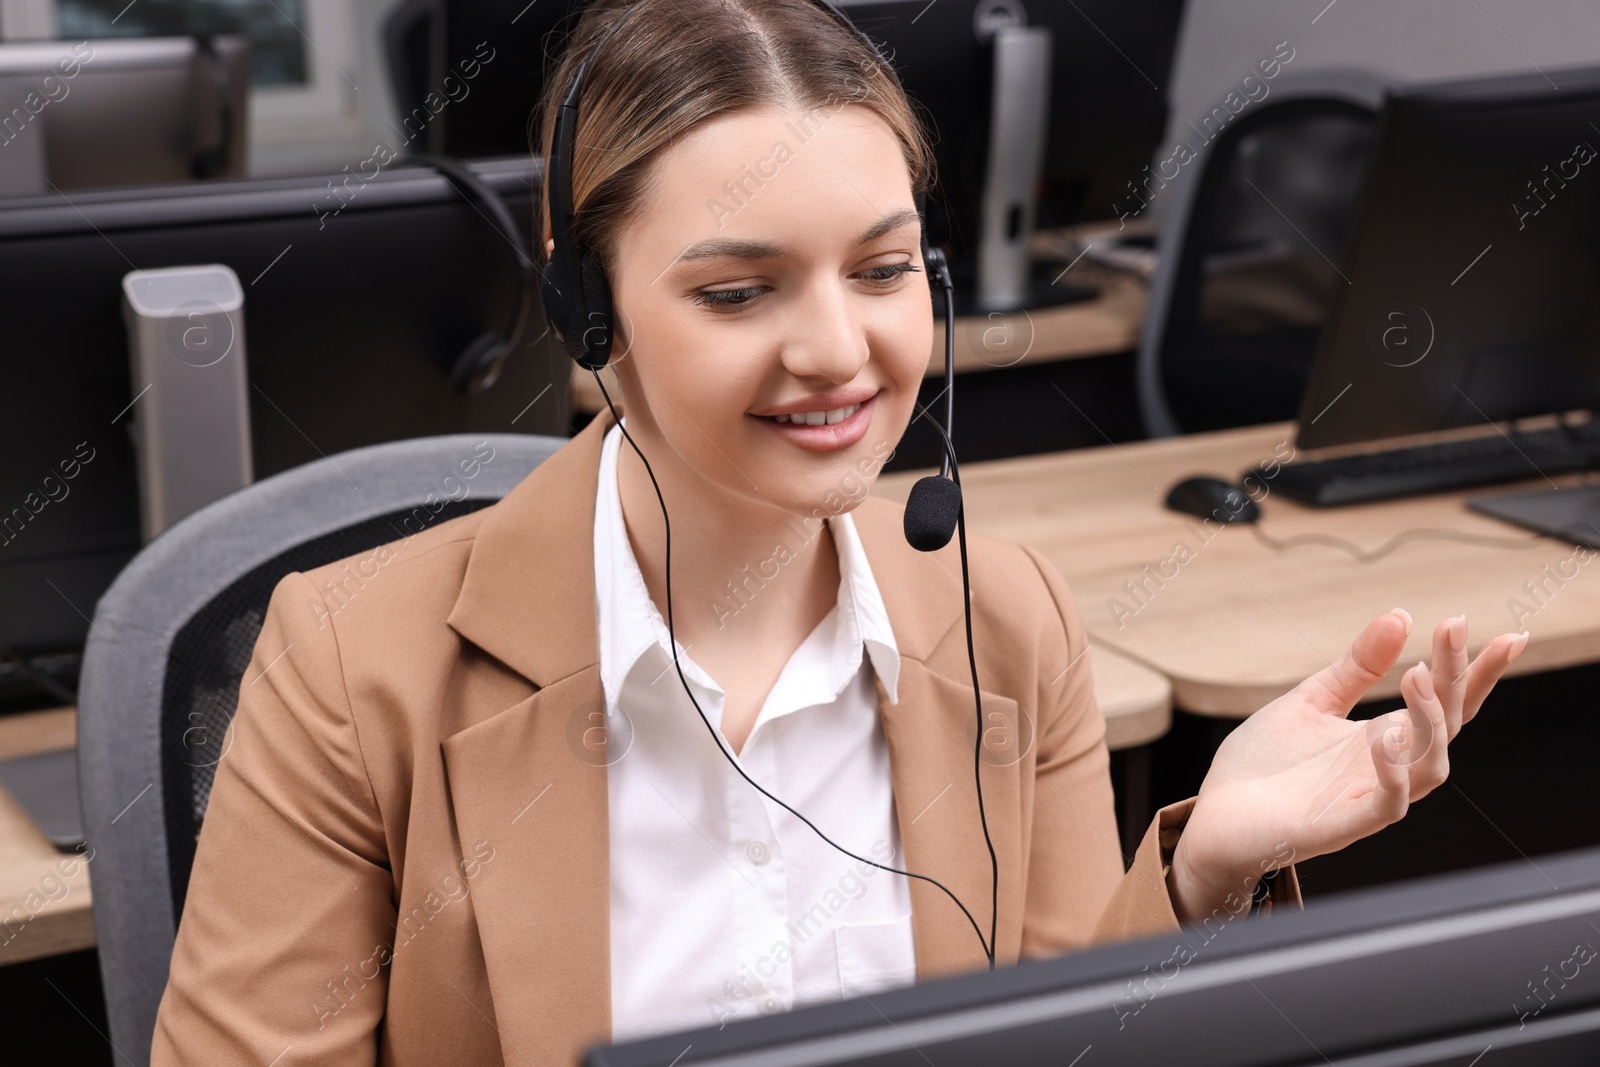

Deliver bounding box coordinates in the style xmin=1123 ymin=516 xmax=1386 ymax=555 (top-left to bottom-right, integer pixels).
xmin=1166 ymin=609 xmax=1529 ymax=924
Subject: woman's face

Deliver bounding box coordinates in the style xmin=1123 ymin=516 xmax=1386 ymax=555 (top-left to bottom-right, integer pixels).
xmin=603 ymin=102 xmax=932 ymax=522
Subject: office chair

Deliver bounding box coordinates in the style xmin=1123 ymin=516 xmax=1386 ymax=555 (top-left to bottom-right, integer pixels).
xmin=75 ymin=431 xmax=566 ymax=1065
xmin=1136 ymin=70 xmax=1388 ymax=438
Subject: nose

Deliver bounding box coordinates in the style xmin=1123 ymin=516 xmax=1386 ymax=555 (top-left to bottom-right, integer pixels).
xmin=778 ymin=273 xmax=870 ymax=383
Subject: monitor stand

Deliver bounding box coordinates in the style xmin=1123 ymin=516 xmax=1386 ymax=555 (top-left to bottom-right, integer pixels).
xmin=0 ymin=76 xmax=48 ymax=198
xmin=968 ymin=24 xmax=1098 ymax=318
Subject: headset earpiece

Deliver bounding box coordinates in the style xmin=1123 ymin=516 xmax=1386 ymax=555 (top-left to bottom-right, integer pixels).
xmin=577 ymin=254 xmax=614 ymax=369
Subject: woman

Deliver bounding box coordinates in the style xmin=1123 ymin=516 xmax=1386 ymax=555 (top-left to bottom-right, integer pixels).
xmin=151 ymin=1 xmax=1528 ymax=1063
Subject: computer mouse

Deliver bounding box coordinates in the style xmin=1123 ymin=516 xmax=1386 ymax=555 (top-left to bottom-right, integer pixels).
xmin=1163 ymin=475 xmax=1261 ymax=524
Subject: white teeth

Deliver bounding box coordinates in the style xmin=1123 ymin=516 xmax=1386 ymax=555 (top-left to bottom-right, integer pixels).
xmin=773 ymin=403 xmax=860 ymax=425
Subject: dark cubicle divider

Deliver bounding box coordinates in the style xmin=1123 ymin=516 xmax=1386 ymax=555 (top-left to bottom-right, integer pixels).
xmin=0 ymin=155 xmax=567 ymax=699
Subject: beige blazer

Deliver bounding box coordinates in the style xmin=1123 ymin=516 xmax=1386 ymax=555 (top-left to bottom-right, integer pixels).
xmin=151 ymin=406 xmax=1301 ymax=1066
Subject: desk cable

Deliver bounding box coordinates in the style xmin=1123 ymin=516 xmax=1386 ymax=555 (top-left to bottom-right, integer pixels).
xmin=1246 ymin=523 xmax=1554 ymax=564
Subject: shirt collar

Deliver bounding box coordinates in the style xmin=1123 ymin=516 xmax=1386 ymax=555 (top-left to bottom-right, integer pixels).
xmin=593 ymin=419 xmax=901 ymax=716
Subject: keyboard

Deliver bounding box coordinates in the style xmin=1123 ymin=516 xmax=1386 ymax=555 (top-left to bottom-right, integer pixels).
xmin=1245 ymin=422 xmax=1600 ymax=506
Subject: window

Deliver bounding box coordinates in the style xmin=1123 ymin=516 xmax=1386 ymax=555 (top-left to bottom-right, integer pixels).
xmin=3 ymin=0 xmax=365 ymax=157
xmin=57 ymin=0 xmax=311 ymax=86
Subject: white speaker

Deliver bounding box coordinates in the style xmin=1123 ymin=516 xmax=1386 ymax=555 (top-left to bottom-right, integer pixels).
xmin=121 ymin=264 xmax=252 ymax=542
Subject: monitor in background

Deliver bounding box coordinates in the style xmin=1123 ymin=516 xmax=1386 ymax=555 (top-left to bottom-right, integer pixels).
xmin=836 ymin=0 xmax=1186 ymax=313
xmin=1295 ymin=64 xmax=1600 ymax=453
xmin=585 ymin=844 xmax=1600 ymax=1066
xmin=0 ymin=35 xmax=249 ymax=198
xmin=0 ymin=156 xmax=565 ymax=708
xmin=429 ymin=0 xmax=1185 ymax=313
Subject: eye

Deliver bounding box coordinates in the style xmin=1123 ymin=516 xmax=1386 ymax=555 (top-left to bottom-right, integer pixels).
xmin=691 ymin=261 xmax=923 ymax=312
xmin=693 ymin=284 xmax=765 ymax=310
xmin=860 ymin=262 xmax=922 ymax=287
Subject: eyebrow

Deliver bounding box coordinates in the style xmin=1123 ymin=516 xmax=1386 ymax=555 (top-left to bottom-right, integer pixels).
xmin=675 ymin=208 xmax=923 ymax=263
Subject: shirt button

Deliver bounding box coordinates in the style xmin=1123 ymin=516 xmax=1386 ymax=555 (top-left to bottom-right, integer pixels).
xmin=746 ymin=840 xmax=771 ymax=865
xmin=760 ymin=997 xmax=781 ymax=1014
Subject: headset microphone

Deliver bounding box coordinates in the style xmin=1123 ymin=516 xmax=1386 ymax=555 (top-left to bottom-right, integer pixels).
xmin=542 ymin=0 xmax=998 ymax=972
xmin=903 ymin=245 xmax=963 ymax=552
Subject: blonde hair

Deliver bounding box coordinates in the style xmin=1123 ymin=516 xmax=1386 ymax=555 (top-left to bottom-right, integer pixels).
xmin=531 ymin=0 xmax=939 ymax=278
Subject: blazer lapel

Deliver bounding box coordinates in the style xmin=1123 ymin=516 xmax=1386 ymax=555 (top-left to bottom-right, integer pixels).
xmin=441 ymin=409 xmax=618 ymax=1064
xmin=440 ymin=670 xmax=614 ymax=1065
xmin=436 ymin=407 xmax=1024 ymax=1062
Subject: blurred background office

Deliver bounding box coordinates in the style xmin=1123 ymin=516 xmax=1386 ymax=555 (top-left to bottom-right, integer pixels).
xmin=5 ymin=0 xmax=1591 ymax=181
xmin=5 ymin=1 xmax=1600 ymax=1064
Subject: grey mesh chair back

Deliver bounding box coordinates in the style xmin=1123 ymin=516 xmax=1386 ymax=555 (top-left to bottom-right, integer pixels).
xmin=76 ymin=431 xmax=566 ymax=1065
xmin=1137 ymin=70 xmax=1389 ymax=438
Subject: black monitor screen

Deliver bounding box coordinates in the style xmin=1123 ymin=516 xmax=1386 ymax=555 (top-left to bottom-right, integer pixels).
xmin=1297 ymin=64 xmax=1600 ymax=451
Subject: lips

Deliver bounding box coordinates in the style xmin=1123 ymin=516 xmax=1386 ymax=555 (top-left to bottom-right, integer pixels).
xmin=753 ymin=387 xmax=879 ymax=419
xmin=751 ymin=392 xmax=877 ymax=452
xmin=767 ymin=401 xmax=862 ymax=425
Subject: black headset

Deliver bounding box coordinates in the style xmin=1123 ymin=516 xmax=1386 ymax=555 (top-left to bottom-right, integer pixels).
xmin=541 ymin=0 xmax=997 ymax=969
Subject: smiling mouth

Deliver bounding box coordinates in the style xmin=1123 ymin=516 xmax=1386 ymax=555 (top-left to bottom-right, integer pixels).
xmin=759 ymin=402 xmax=864 ymax=425
xmin=750 ymin=393 xmax=878 ymax=452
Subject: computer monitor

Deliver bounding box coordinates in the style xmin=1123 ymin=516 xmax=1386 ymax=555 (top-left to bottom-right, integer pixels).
xmin=431 ymin=0 xmax=1185 ymax=311
xmin=0 ymin=35 xmax=250 ymax=198
xmin=1294 ymin=64 xmax=1600 ymax=453
xmin=584 ymin=843 xmax=1600 ymax=1065
xmin=835 ymin=0 xmax=1185 ymax=310
xmin=0 ymin=155 xmax=565 ymax=706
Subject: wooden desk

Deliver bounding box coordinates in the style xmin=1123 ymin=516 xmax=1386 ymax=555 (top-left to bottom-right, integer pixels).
xmin=1091 ymin=646 xmax=1171 ymax=751
xmin=876 ymin=420 xmax=1600 ymax=717
xmin=570 ymin=228 xmax=1148 ymax=416
xmin=0 ymin=706 xmax=93 ymax=966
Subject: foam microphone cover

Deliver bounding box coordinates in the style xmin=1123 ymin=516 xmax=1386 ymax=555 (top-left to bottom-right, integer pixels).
xmin=903 ymin=474 xmax=962 ymax=552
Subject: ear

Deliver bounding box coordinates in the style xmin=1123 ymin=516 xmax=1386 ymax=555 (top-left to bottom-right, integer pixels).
xmin=545 ymin=238 xmax=555 ymax=257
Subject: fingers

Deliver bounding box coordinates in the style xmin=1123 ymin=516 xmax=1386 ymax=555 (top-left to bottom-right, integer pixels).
xmin=1395 ymin=660 xmax=1450 ymax=800
xmin=1368 ymin=712 xmax=1412 ymax=826
xmin=1430 ymin=614 xmax=1469 ymax=738
xmin=1460 ymin=630 xmax=1531 ymax=725
xmin=1312 ymin=713 xmax=1414 ymax=857
xmin=1302 ymin=665 xmax=1442 ymax=856
xmin=1304 ymin=607 xmax=1411 ymax=716
xmin=1311 ymin=716 xmax=1410 ymax=849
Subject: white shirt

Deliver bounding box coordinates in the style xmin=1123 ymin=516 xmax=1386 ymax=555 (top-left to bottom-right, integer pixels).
xmin=594 ymin=419 xmax=918 ymax=1043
